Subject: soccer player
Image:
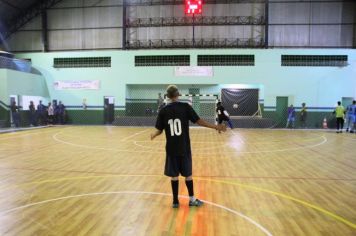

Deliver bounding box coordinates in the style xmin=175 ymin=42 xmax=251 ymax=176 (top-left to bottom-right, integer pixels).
xmin=216 ymin=101 xmax=233 ymax=130
xmin=350 ymin=100 xmax=356 ymax=133
xmin=286 ymin=105 xmax=296 ymax=129
xmin=151 ymin=85 xmax=226 ymax=208
xmin=300 ymin=103 xmax=307 ymax=128
xmin=333 ymin=101 xmax=345 ymax=133
xmin=345 ymin=100 xmax=355 ymax=133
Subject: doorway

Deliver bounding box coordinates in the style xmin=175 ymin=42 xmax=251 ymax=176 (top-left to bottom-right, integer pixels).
xmin=276 ymin=96 xmax=289 ymax=127
xmin=104 ymin=96 xmax=115 ymax=124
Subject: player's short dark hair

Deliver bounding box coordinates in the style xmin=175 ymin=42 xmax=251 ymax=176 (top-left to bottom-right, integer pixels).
xmin=337 ymin=101 xmax=341 ymax=105
xmin=166 ymin=85 xmax=180 ymax=98
xmin=353 ymin=100 xmax=356 ymax=104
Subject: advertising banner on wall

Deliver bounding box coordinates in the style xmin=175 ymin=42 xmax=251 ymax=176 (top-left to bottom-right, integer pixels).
xmin=174 ymin=66 xmax=213 ymax=77
xmin=54 ymin=80 xmax=100 ymax=90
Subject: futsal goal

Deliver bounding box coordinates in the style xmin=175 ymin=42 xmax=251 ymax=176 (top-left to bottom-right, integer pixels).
xmin=115 ymin=93 xmax=218 ymax=126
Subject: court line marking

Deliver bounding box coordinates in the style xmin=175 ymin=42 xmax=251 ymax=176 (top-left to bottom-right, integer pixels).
xmin=3 ymin=128 xmax=351 ymax=226
xmin=132 ymin=134 xmax=325 ymax=151
xmin=133 ymin=140 xmax=229 ymax=151
xmin=197 ymin=178 xmax=356 ymax=230
xmin=0 ymin=126 xmax=331 ymax=160
xmin=3 ymin=175 xmax=355 ymax=230
xmin=0 ymin=166 xmax=355 ymax=181
xmin=52 ymin=131 xmax=328 ymax=154
xmin=0 ymin=191 xmax=273 ymax=236
xmin=133 ymin=134 xmax=324 ymax=144
xmin=0 ymin=128 xmax=60 ymax=141
xmin=52 ymin=132 xmax=140 ymax=152
xmin=0 ymin=126 xmax=51 ymax=134
xmin=133 ymin=135 xmax=328 ymax=154
xmin=120 ymin=129 xmax=150 ymax=142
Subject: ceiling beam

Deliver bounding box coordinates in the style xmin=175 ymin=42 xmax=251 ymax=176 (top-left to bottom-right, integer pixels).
xmin=0 ymin=0 xmax=23 ymax=11
xmin=4 ymin=0 xmax=64 ymax=39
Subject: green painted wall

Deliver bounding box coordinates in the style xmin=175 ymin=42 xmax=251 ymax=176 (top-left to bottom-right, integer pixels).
xmin=8 ymin=49 xmax=356 ymax=126
xmin=66 ymin=110 xmax=104 ymax=124
xmin=0 ymin=69 xmax=49 ymax=127
xmin=16 ymin=49 xmax=356 ymax=108
xmin=6 ymin=70 xmax=49 ymax=99
xmin=0 ymin=69 xmax=8 ymax=102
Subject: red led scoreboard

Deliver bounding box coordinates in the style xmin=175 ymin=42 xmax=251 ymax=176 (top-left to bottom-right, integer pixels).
xmin=185 ymin=0 xmax=202 ymax=14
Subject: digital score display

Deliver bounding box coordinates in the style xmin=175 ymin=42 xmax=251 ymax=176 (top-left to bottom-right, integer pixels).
xmin=185 ymin=0 xmax=202 ymax=15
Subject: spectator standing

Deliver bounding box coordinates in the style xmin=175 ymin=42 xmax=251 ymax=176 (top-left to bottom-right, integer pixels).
xmin=286 ymin=105 xmax=296 ymax=129
xmin=37 ymin=100 xmax=46 ymax=125
xmin=353 ymin=101 xmax=356 ymax=133
xmin=53 ymin=100 xmax=58 ymax=124
xmin=300 ymin=103 xmax=307 ymax=128
xmin=29 ymin=101 xmax=36 ymax=126
xmin=155 ymin=93 xmax=165 ymax=114
xmin=345 ymin=100 xmax=355 ymax=133
xmin=334 ymin=101 xmax=345 ymax=133
xmin=57 ymin=101 xmax=66 ymax=124
xmin=47 ymin=102 xmax=54 ymax=125
xmin=10 ymin=101 xmax=20 ymax=128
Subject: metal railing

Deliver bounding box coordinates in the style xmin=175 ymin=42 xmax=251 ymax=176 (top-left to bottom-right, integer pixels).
xmin=0 ymin=56 xmax=41 ymax=75
xmin=127 ymin=16 xmax=265 ymax=27
xmin=126 ymin=38 xmax=265 ymax=49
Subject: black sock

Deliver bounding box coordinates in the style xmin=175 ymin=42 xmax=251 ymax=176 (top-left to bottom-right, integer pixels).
xmin=171 ymin=180 xmax=179 ymax=204
xmin=185 ymin=180 xmax=194 ymax=197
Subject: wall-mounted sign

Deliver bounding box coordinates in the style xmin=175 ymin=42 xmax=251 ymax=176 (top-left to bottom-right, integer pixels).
xmin=174 ymin=66 xmax=213 ymax=77
xmin=54 ymin=80 xmax=100 ymax=90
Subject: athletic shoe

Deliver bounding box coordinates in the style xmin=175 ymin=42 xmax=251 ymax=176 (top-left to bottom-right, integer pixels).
xmin=350 ymin=130 xmax=354 ymax=133
xmin=172 ymin=202 xmax=179 ymax=208
xmin=346 ymin=128 xmax=349 ymax=132
xmin=189 ymin=199 xmax=204 ymax=207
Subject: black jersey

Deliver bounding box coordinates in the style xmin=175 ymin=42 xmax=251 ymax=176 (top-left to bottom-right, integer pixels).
xmin=216 ymin=106 xmax=228 ymax=120
xmin=155 ymin=102 xmax=200 ymax=156
xmin=11 ymin=105 xmax=19 ymax=113
xmin=29 ymin=104 xmax=35 ymax=113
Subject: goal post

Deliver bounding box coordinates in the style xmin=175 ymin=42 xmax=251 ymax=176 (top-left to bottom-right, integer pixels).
xmin=165 ymin=93 xmax=219 ymax=120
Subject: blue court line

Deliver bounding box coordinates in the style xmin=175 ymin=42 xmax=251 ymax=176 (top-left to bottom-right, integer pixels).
xmin=66 ymin=105 xmax=125 ymax=109
xmin=0 ymin=100 xmax=339 ymax=111
xmin=264 ymin=106 xmax=334 ymax=110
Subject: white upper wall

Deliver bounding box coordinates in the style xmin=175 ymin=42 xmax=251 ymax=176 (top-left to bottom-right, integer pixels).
xmin=2 ymin=0 xmax=353 ymax=51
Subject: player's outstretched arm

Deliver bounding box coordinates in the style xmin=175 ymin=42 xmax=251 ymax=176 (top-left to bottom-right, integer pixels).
xmin=151 ymin=129 xmax=163 ymax=140
xmin=196 ymin=119 xmax=226 ymax=132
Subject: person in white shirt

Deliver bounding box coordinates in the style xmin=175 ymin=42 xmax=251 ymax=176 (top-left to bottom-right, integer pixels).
xmin=47 ymin=102 xmax=54 ymax=125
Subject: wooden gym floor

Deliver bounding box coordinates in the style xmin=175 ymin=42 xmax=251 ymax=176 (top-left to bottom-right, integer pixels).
xmin=0 ymin=126 xmax=355 ymax=236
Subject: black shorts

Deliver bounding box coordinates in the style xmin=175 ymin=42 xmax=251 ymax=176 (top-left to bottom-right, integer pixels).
xmin=218 ymin=117 xmax=228 ymax=124
xmin=164 ymin=154 xmax=192 ymax=177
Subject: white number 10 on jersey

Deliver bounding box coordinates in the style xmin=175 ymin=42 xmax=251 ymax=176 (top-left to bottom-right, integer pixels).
xmin=168 ymin=119 xmax=182 ymax=136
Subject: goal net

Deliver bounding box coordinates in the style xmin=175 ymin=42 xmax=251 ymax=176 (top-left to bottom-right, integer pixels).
xmin=114 ymin=93 xmax=218 ymax=126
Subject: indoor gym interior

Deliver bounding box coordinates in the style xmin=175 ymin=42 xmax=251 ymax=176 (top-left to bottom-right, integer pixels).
xmin=0 ymin=0 xmax=356 ymax=235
